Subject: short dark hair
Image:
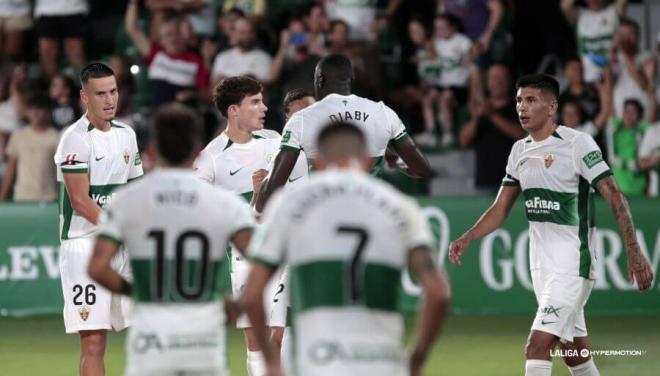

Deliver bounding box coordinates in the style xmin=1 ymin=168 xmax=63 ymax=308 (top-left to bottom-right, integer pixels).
xmin=317 ymin=54 xmax=353 ymax=82
xmin=515 ymin=74 xmax=560 ymax=99
xmin=623 ymin=98 xmax=644 ymax=119
xmin=619 ymin=18 xmax=640 ymax=35
xmin=213 ymin=76 xmax=262 ymax=118
xmin=283 ymin=88 xmax=313 ymax=115
xmin=80 ymin=62 xmax=115 ymax=86
xmin=152 ymin=103 xmax=201 ymax=165
xmin=26 ymin=91 xmax=53 ymax=109
xmin=317 ymin=121 xmax=366 ymax=158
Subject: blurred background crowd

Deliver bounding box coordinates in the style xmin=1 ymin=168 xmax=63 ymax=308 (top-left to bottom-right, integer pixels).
xmin=1 ymin=0 xmax=659 ymax=202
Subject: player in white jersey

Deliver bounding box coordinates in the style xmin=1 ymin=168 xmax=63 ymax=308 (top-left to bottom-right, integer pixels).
xmin=449 ymin=74 xmax=653 ymax=376
xmin=53 ymin=62 xmax=143 ymax=376
xmin=250 ymin=88 xmax=316 ymax=374
xmin=255 ymin=54 xmax=431 ymax=213
xmin=89 ymin=104 xmax=255 ymax=376
xmin=243 ymin=121 xmax=450 ymax=376
xmin=194 ymin=76 xmax=306 ymax=375
xmin=561 ymin=0 xmax=627 ymax=83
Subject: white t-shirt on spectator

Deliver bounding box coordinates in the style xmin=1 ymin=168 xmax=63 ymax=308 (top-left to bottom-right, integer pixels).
xmin=612 ymin=51 xmax=655 ymax=117
xmin=211 ymin=47 xmax=273 ymax=82
xmin=34 ymin=0 xmax=88 ymax=17
xmin=638 ymin=124 xmax=660 ymax=160
xmin=576 ymin=4 xmax=618 ymax=83
xmin=434 ymin=33 xmax=472 ymax=87
xmin=324 ymin=0 xmax=377 ymax=41
xmin=0 ymin=0 xmax=30 ymax=17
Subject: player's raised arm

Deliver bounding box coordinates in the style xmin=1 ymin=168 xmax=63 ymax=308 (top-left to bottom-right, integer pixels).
xmin=407 ymin=245 xmax=450 ymax=376
xmin=449 ymin=184 xmax=520 ymax=265
xmin=595 ymin=175 xmax=653 ymax=290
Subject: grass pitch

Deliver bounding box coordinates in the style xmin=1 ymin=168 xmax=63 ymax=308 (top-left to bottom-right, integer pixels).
xmin=1 ymin=315 xmax=658 ymax=375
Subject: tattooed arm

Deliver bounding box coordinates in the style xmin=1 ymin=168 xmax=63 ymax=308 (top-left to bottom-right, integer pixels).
xmin=408 ymin=246 xmax=450 ymax=376
xmin=595 ymin=175 xmax=654 ymax=291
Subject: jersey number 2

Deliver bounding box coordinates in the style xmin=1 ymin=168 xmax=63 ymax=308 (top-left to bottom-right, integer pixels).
xmin=148 ymin=229 xmax=210 ymax=301
xmin=336 ymin=226 xmax=369 ymax=302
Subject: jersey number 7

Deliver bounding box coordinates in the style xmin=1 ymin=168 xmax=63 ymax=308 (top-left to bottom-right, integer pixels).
xmin=336 ymin=226 xmax=369 ymax=303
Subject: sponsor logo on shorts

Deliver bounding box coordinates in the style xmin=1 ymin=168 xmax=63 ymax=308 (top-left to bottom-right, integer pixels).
xmin=78 ymin=306 xmax=90 ymax=321
xmin=539 ymin=305 xmax=561 ymax=319
xmin=133 ymin=332 xmax=218 ymax=354
xmin=308 ymin=340 xmax=403 ymax=365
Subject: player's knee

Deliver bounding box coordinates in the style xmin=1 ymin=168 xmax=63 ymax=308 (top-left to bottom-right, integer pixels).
xmin=525 ymin=336 xmax=552 ymax=359
xmin=271 ymin=328 xmax=284 ymax=349
xmin=82 ymin=337 xmax=106 ymax=357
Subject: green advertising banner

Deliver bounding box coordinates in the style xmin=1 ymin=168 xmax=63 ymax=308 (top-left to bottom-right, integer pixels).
xmin=1 ymin=198 xmax=659 ymax=317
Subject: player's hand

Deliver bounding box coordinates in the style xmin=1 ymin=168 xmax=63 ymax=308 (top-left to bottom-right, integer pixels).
xmin=224 ymin=294 xmax=241 ymax=325
xmin=627 ymin=248 xmax=654 ymax=291
xmin=252 ymin=169 xmax=269 ymax=193
xmin=448 ymin=234 xmax=472 ymax=265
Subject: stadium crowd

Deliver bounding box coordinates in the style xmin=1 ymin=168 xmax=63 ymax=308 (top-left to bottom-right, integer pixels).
xmin=1 ymin=0 xmax=660 ymax=201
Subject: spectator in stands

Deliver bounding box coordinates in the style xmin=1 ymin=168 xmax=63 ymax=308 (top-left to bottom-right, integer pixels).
xmin=437 ymin=0 xmax=505 ymax=66
xmin=109 ymin=54 xmax=136 ymax=120
xmin=145 ymin=0 xmax=211 ymax=38
xmin=560 ymin=64 xmax=611 ymax=138
xmin=0 ymin=0 xmax=31 ymax=61
xmin=0 ymin=64 xmax=27 ymax=159
xmin=408 ymin=18 xmax=442 ymax=147
xmin=303 ymin=2 xmax=330 ymax=56
xmin=638 ymin=123 xmax=660 ymax=197
xmin=611 ymin=18 xmax=656 ymax=119
xmin=34 ymin=0 xmax=88 ymax=78
xmin=49 ymin=74 xmax=81 ymax=130
xmin=606 ymin=98 xmax=650 ymax=196
xmin=210 ymin=16 xmax=272 ymax=86
xmin=459 ymin=63 xmax=524 ymax=193
xmin=561 ymin=0 xmax=627 ymax=84
xmin=270 ymin=16 xmax=322 ymax=94
xmin=559 ymin=57 xmax=600 ymax=120
xmin=431 ymin=13 xmax=474 ymax=147
xmin=0 ymin=92 xmax=59 ymax=202
xmin=324 ymin=0 xmax=378 ymax=42
xmin=125 ymin=0 xmax=209 ymax=108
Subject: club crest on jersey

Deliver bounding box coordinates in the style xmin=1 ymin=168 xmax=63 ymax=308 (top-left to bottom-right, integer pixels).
xmin=123 ymin=150 xmax=130 ymax=164
xmin=79 ymin=306 xmax=90 ymax=321
xmin=544 ymin=154 xmax=555 ymax=168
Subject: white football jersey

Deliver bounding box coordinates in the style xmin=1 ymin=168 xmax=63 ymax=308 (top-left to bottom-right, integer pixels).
xmin=280 ymin=94 xmax=409 ymax=176
xmin=54 ymin=115 xmax=143 ymax=241
xmin=577 ymin=4 xmax=618 ymax=83
xmin=195 ymin=131 xmax=308 ymax=200
xmin=502 ymin=126 xmax=612 ymax=279
xmin=96 ymin=168 xmax=255 ymax=373
xmin=249 ymin=169 xmax=433 ymax=375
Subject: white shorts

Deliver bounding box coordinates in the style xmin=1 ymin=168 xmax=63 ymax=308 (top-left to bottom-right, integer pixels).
xmin=125 ymin=304 xmax=229 ymax=376
xmin=269 ymin=267 xmax=289 ymax=328
xmin=531 ymin=269 xmax=594 ymax=343
xmin=231 ymin=254 xmax=285 ymax=328
xmin=60 ymin=237 xmax=132 ymax=334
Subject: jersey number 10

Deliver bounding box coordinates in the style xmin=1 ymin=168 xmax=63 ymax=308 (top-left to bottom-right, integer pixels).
xmin=147 ymin=229 xmax=211 ymax=301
